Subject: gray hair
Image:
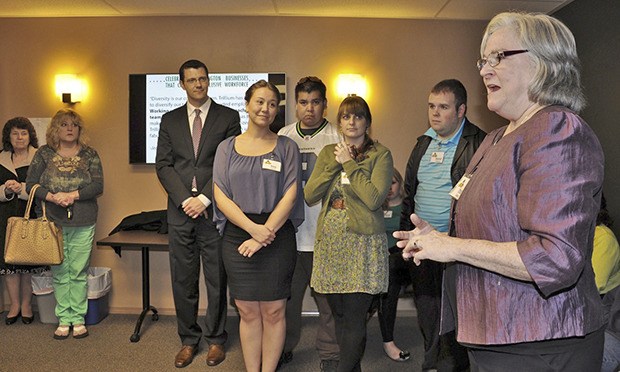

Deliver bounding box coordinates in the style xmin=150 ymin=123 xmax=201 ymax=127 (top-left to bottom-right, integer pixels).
xmin=481 ymin=12 xmax=585 ymax=113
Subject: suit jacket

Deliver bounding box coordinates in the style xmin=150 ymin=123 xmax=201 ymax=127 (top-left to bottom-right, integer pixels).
xmin=400 ymin=118 xmax=486 ymax=231
xmin=156 ymin=100 xmax=241 ymax=225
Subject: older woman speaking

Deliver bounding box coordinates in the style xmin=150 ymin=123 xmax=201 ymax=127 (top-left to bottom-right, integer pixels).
xmin=395 ymin=12 xmax=605 ymax=371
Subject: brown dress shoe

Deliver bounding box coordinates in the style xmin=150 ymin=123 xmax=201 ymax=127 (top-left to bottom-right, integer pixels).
xmin=175 ymin=345 xmax=198 ymax=368
xmin=206 ymin=344 xmax=225 ymax=366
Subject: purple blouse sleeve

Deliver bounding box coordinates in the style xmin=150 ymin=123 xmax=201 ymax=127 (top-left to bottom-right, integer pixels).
xmin=280 ymin=136 xmax=304 ymax=229
xmin=212 ymin=137 xmax=234 ymax=234
xmin=516 ymin=110 xmax=604 ymax=296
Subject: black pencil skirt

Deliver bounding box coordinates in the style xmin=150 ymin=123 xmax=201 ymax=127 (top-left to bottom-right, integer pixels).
xmin=222 ymin=213 xmax=296 ymax=301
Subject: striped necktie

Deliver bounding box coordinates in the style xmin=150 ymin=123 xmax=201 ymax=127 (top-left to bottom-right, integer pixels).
xmin=191 ymin=109 xmax=202 ymax=191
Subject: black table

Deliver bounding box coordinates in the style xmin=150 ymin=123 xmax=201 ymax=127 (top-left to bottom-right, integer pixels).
xmin=96 ymin=230 xmax=168 ymax=342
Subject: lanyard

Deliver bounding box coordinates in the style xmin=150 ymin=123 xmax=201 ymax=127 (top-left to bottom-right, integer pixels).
xmin=448 ymin=129 xmax=505 ymax=236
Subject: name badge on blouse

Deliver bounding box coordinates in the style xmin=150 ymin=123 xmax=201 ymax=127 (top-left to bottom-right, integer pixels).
xmin=449 ymin=174 xmax=471 ymax=200
xmin=341 ymin=171 xmax=350 ymax=185
xmin=430 ymin=151 xmax=445 ymax=163
xmin=384 ymin=210 xmax=393 ymax=218
xmin=262 ymin=159 xmax=282 ymax=172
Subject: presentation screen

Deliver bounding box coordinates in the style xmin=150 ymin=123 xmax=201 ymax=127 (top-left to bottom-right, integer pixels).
xmin=129 ymin=72 xmax=286 ymax=164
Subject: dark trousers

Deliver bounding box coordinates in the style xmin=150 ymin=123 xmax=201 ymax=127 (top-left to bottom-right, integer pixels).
xmin=326 ymin=292 xmax=375 ymax=372
xmin=411 ymin=260 xmax=468 ymax=371
xmin=284 ymin=251 xmax=339 ymax=360
xmin=468 ymin=327 xmax=604 ymax=372
xmin=378 ymin=250 xmax=411 ymax=342
xmin=169 ymin=216 xmax=227 ymax=346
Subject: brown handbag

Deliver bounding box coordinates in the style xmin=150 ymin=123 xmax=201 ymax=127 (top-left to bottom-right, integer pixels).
xmin=4 ymin=184 xmax=64 ymax=265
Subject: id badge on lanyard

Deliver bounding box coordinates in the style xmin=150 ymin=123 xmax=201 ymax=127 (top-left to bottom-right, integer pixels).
xmin=449 ymin=174 xmax=471 ymax=200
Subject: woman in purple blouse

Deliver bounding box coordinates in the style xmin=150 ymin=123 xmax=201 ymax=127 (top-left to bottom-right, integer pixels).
xmin=213 ymin=80 xmax=303 ymax=372
xmin=395 ymin=12 xmax=605 ymax=371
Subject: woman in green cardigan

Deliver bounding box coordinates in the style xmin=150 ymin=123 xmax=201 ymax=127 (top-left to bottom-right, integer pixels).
xmin=304 ymin=96 xmax=393 ymax=372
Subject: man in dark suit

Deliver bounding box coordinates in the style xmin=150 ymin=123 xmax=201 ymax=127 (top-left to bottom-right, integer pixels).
xmin=156 ymin=59 xmax=241 ymax=368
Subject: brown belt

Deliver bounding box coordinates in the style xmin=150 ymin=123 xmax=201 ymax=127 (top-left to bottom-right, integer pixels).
xmin=330 ymin=198 xmax=345 ymax=210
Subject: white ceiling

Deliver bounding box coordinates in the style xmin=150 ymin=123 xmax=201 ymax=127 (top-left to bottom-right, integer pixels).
xmin=0 ymin=0 xmax=573 ymax=20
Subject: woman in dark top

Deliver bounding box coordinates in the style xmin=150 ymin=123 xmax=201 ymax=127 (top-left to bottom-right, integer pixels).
xmin=213 ymin=80 xmax=303 ymax=372
xmin=0 ymin=117 xmax=44 ymax=325
xmin=27 ymin=108 xmax=103 ymax=340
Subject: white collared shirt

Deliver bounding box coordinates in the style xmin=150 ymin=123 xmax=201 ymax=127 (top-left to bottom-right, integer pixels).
xmin=186 ymin=97 xmax=212 ymax=135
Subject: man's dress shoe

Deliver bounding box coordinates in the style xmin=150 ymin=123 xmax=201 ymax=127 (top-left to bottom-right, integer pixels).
xmin=174 ymin=345 xmax=198 ymax=368
xmin=206 ymin=344 xmax=225 ymax=367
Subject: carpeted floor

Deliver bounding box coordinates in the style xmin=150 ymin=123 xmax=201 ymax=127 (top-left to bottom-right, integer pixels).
xmin=1 ymin=311 xmax=425 ymax=371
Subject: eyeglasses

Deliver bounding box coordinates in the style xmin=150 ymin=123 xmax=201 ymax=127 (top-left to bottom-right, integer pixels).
xmin=185 ymin=76 xmax=208 ymax=85
xmin=297 ymin=76 xmax=322 ymax=85
xmin=476 ymin=50 xmax=529 ymax=71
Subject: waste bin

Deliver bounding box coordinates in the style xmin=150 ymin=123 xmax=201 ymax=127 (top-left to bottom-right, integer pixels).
xmin=32 ymin=271 xmax=57 ymax=324
xmin=85 ymin=267 xmax=112 ymax=325
xmin=32 ymin=267 xmax=112 ymax=325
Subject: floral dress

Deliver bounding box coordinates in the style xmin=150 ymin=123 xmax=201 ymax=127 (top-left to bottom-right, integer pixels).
xmin=311 ymin=180 xmax=388 ymax=295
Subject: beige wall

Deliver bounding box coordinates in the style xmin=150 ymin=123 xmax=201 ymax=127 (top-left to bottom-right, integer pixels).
xmin=0 ymin=15 xmax=504 ymax=314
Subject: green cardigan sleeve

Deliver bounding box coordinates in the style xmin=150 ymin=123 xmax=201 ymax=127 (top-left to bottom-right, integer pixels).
xmin=341 ymin=147 xmax=393 ymax=211
xmin=304 ymin=144 xmax=342 ymax=206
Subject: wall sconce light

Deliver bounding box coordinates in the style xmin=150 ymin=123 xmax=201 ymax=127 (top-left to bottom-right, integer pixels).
xmin=55 ymin=74 xmax=84 ymax=104
xmin=336 ymin=74 xmax=367 ymax=99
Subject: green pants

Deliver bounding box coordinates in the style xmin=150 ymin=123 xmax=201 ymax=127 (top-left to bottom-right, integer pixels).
xmin=51 ymin=225 xmax=95 ymax=325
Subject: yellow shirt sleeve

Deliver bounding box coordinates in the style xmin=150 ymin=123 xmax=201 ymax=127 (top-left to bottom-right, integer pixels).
xmin=592 ymin=225 xmax=620 ymax=293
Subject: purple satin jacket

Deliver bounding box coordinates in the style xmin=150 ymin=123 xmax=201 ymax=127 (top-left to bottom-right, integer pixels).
xmin=443 ymin=106 xmax=604 ymax=345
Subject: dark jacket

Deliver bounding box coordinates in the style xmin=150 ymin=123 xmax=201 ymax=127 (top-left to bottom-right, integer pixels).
xmin=155 ymin=101 xmax=241 ymax=225
xmin=400 ymin=118 xmax=486 ymax=230
xmin=108 ymin=209 xmax=168 ymax=256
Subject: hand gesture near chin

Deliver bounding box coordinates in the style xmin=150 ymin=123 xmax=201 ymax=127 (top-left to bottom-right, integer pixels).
xmin=334 ymin=141 xmax=353 ymax=164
